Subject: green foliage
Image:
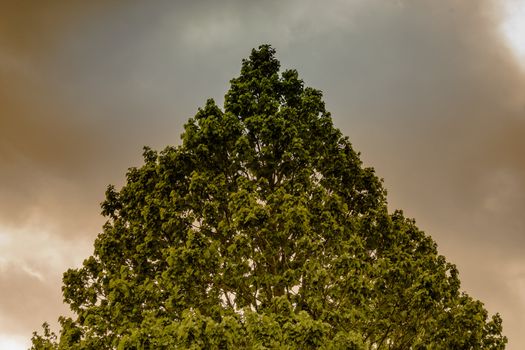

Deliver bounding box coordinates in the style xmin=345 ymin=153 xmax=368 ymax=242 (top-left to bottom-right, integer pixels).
xmin=32 ymin=45 xmax=507 ymax=349
xmin=31 ymin=323 xmax=57 ymax=350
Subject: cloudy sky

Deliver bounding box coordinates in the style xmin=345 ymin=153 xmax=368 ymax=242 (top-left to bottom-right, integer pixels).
xmin=1 ymin=0 xmax=524 ymax=348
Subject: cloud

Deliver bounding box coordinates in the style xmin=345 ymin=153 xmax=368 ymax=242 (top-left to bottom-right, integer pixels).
xmin=0 ymin=0 xmax=524 ymax=348
xmin=0 ymin=224 xmax=90 ymax=344
xmin=0 ymin=262 xmax=67 ymax=339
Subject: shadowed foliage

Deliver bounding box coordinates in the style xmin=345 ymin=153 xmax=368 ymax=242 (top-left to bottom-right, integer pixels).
xmin=32 ymin=45 xmax=506 ymax=349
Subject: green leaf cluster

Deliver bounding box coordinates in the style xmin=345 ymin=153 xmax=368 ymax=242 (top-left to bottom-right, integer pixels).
xmin=31 ymin=45 xmax=506 ymax=349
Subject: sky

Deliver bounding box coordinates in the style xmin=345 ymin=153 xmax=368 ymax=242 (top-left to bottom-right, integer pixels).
xmin=0 ymin=0 xmax=524 ymax=348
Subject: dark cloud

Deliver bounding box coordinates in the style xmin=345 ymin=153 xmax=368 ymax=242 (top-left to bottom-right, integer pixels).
xmin=0 ymin=0 xmax=524 ymax=348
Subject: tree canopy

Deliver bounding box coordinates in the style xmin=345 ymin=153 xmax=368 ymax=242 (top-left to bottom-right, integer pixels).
xmin=32 ymin=45 xmax=507 ymax=349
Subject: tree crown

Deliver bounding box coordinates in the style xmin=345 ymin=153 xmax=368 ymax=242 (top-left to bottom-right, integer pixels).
xmin=32 ymin=45 xmax=506 ymax=350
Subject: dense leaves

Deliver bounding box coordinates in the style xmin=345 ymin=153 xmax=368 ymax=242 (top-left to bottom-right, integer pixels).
xmin=32 ymin=45 xmax=506 ymax=349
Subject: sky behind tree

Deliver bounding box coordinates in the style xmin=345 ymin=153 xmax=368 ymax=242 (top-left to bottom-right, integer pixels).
xmin=0 ymin=1 xmax=524 ymax=349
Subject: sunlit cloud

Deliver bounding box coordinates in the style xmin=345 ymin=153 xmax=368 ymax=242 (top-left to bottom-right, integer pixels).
xmin=0 ymin=334 xmax=27 ymax=350
xmin=501 ymin=0 xmax=525 ymax=65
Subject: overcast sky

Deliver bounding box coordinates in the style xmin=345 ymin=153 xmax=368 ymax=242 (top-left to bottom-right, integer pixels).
xmin=1 ymin=1 xmax=524 ymax=349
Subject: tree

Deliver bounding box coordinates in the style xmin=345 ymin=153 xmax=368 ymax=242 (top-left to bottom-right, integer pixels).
xmin=32 ymin=45 xmax=507 ymax=349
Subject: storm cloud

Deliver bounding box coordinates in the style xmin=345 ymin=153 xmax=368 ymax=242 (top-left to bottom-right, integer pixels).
xmin=0 ymin=1 xmax=524 ymax=348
